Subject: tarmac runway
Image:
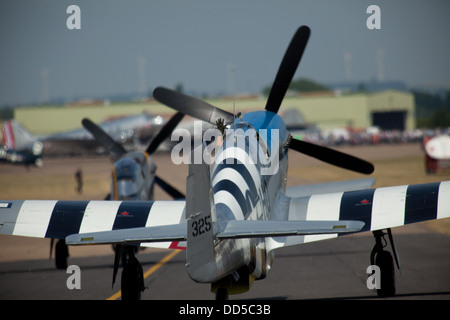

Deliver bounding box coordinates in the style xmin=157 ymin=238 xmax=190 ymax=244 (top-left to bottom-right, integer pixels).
xmin=1 ymin=223 xmax=449 ymax=300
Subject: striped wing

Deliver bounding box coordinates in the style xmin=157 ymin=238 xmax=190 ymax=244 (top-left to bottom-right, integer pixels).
xmin=0 ymin=200 xmax=186 ymax=250
xmin=269 ymin=181 xmax=450 ymax=250
xmin=1 ymin=181 xmax=449 ymax=251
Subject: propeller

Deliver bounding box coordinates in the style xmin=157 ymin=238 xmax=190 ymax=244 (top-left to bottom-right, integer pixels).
xmin=288 ymin=138 xmax=374 ymax=175
xmin=146 ymin=111 xmax=185 ymax=154
xmin=265 ymin=25 xmax=310 ymax=114
xmin=154 ymin=175 xmax=184 ymax=199
xmin=82 ymin=118 xmax=127 ymax=158
xmin=112 ymin=244 xmax=122 ymax=288
xmin=152 ymin=25 xmax=374 ymax=175
xmin=82 ymin=112 xmax=186 ymax=199
xmin=153 ymin=87 xmax=234 ymax=126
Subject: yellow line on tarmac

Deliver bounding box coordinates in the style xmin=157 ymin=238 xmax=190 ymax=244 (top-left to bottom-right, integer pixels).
xmin=106 ymin=249 xmax=182 ymax=300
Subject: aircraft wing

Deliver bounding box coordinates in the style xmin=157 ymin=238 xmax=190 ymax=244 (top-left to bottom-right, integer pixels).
xmin=1 ymin=181 xmax=449 ymax=251
xmin=0 ymin=200 xmax=186 ymax=250
xmin=269 ymin=181 xmax=450 ymax=250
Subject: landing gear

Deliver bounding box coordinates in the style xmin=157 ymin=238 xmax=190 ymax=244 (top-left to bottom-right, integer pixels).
xmin=54 ymin=239 xmax=69 ymax=269
xmin=212 ymin=268 xmax=253 ymax=300
xmin=370 ymin=229 xmax=399 ymax=297
xmin=121 ymin=254 xmax=144 ymax=300
xmin=215 ymin=287 xmax=229 ymax=301
xmin=112 ymin=245 xmax=145 ymax=300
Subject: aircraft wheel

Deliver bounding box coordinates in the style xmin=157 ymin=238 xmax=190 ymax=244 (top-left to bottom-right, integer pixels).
xmin=35 ymin=158 xmax=43 ymax=167
xmin=121 ymin=256 xmax=144 ymax=300
xmin=215 ymin=287 xmax=229 ymax=301
xmin=55 ymin=239 xmax=69 ymax=270
xmin=375 ymin=250 xmax=395 ymax=297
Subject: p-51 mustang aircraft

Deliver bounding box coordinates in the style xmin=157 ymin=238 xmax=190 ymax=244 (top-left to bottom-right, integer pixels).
xmin=1 ymin=119 xmax=44 ymax=167
xmin=0 ymin=112 xmax=166 ymax=165
xmin=48 ymin=113 xmax=185 ymax=274
xmin=1 ymin=26 xmax=449 ymax=300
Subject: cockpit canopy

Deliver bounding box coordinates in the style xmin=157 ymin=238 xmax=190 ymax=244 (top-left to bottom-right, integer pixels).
xmin=113 ymin=156 xmax=147 ymax=200
xmin=226 ymin=111 xmax=289 ymax=155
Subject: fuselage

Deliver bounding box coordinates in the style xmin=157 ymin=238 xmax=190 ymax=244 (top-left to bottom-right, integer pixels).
xmin=210 ymin=110 xmax=290 ymax=281
xmin=111 ymin=152 xmax=156 ymax=201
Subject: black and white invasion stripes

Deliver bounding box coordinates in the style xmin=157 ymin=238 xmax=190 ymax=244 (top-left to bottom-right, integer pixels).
xmin=275 ymin=181 xmax=450 ymax=249
xmin=211 ymin=146 xmax=262 ymax=221
xmin=1 ymin=181 xmax=449 ymax=250
xmin=0 ymin=200 xmax=185 ymax=245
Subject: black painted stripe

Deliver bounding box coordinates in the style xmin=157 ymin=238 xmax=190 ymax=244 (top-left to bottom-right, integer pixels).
xmin=212 ymin=159 xmax=258 ymax=198
xmin=213 ymin=179 xmax=248 ymax=218
xmin=339 ymin=189 xmax=375 ymax=232
xmin=45 ymin=201 xmax=89 ymax=239
xmin=215 ymin=203 xmax=236 ymax=222
xmin=112 ymin=201 xmax=153 ymax=230
xmin=404 ymin=182 xmax=440 ymax=225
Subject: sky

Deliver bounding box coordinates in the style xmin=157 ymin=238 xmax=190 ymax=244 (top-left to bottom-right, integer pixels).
xmin=1 ymin=0 xmax=449 ymax=107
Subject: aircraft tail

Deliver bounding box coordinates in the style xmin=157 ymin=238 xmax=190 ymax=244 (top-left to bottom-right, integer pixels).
xmin=185 ymin=144 xmax=219 ymax=283
xmin=2 ymin=120 xmax=15 ymax=149
xmin=1 ymin=120 xmax=37 ymax=150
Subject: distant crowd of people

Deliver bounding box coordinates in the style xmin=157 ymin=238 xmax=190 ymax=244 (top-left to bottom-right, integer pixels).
xmin=297 ymin=127 xmax=450 ymax=147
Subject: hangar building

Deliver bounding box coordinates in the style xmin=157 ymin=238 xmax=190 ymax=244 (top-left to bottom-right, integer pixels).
xmin=12 ymin=89 xmax=415 ymax=136
xmin=212 ymin=89 xmax=415 ymax=131
xmin=272 ymin=89 xmax=415 ymax=131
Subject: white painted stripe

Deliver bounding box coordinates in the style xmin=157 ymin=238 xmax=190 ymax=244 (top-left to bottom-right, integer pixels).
xmin=141 ymin=202 xmax=186 ymax=249
xmin=146 ymin=201 xmax=186 ymax=227
xmin=13 ymin=200 xmax=57 ymax=238
xmin=304 ymin=233 xmax=337 ymax=243
xmin=214 ymin=190 xmax=244 ymax=220
xmin=78 ymin=201 xmax=122 ymax=234
xmin=140 ymin=242 xmax=171 ymax=249
xmin=306 ymin=192 xmax=343 ymax=221
xmin=438 ymin=181 xmax=450 ymax=219
xmin=370 ymin=185 xmax=407 ymax=230
xmin=266 ymin=236 xmax=291 ymax=251
xmin=141 ymin=240 xmax=187 ymax=249
xmin=304 ymin=192 xmax=342 ymax=243
xmin=214 ymin=147 xmax=260 ymax=185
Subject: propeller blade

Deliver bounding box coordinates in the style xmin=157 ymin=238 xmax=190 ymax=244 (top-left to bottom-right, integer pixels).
xmin=146 ymin=112 xmax=185 ymax=155
xmin=387 ymin=228 xmax=401 ymax=271
xmin=112 ymin=244 xmax=122 ymax=288
xmin=82 ymin=118 xmax=127 ymax=157
xmin=265 ymin=26 xmax=310 ymax=114
xmin=153 ymin=87 xmax=235 ymax=125
xmin=288 ymin=138 xmax=374 ymax=174
xmin=155 ymin=175 xmax=185 ymax=199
